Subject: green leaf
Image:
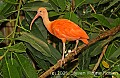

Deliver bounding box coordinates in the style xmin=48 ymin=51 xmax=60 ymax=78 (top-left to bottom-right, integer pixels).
xmin=23 ymin=1 xmax=52 ymax=11
xmin=63 ymin=12 xmax=79 ymax=24
xmin=112 ymin=65 xmax=120 ymax=72
xmin=4 ymin=0 xmax=18 ymax=4
xmin=79 ymin=49 xmax=91 ymax=70
xmin=25 ymin=39 xmax=61 ymax=66
xmin=105 ymin=44 xmax=115 ymax=59
xmin=36 ymin=58 xmax=50 ymax=70
xmin=103 ymin=0 xmax=119 ymax=12
xmin=25 ymin=43 xmax=47 ymax=60
xmin=15 ymin=54 xmax=37 ymax=78
xmin=48 ymin=0 xmax=59 ymax=12
xmin=58 ymin=0 xmax=66 ymax=11
xmin=25 ymin=11 xmax=47 ymax=39
xmin=89 ymin=32 xmax=99 ymax=40
xmin=7 ymin=42 xmax=26 ymax=53
xmin=0 ymin=2 xmax=15 ymax=19
xmin=51 ymin=0 xmax=59 ymax=6
xmin=92 ymin=14 xmax=111 ymax=28
xmin=25 ymin=43 xmax=50 ymax=70
xmin=90 ymin=41 xmax=103 ymax=57
xmin=98 ymin=0 xmax=111 ymax=5
xmin=85 ymin=0 xmax=100 ymax=4
xmin=48 ymin=44 xmax=61 ymax=61
xmin=105 ymin=33 xmax=120 ymax=59
xmin=110 ymin=18 xmax=120 ymax=27
xmin=109 ymin=47 xmax=120 ymax=59
xmin=2 ymin=57 xmax=20 ymax=78
xmin=48 ymin=11 xmax=63 ymax=17
xmin=16 ymin=32 xmax=51 ymax=57
xmin=75 ymin=0 xmax=85 ymax=10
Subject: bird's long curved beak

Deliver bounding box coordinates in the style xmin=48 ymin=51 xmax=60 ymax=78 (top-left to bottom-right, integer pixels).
xmin=30 ymin=13 xmax=39 ymax=30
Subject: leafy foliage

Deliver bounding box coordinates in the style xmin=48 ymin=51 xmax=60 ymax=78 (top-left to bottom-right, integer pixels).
xmin=0 ymin=0 xmax=120 ymax=78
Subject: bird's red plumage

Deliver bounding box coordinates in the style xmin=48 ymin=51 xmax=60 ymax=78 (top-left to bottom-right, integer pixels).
xmin=49 ymin=19 xmax=89 ymax=44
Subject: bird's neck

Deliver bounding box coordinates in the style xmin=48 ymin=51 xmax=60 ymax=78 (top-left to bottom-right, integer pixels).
xmin=42 ymin=16 xmax=53 ymax=34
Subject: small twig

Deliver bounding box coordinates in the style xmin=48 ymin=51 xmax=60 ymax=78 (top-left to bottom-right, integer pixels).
xmin=0 ymin=56 xmax=4 ymax=60
xmin=92 ymin=44 xmax=108 ymax=72
xmin=71 ymin=58 xmax=78 ymax=62
xmin=71 ymin=0 xmax=75 ymax=11
xmin=39 ymin=25 xmax=120 ymax=78
xmin=89 ymin=4 xmax=96 ymax=14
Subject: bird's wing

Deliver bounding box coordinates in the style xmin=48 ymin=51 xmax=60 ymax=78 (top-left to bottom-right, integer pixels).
xmin=51 ymin=19 xmax=89 ymax=39
xmin=64 ymin=24 xmax=89 ymax=39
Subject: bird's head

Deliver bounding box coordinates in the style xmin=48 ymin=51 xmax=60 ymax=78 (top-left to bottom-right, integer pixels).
xmin=30 ymin=7 xmax=48 ymax=30
xmin=37 ymin=7 xmax=48 ymax=18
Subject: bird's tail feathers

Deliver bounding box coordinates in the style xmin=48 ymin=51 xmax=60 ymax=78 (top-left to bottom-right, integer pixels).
xmin=80 ymin=39 xmax=89 ymax=44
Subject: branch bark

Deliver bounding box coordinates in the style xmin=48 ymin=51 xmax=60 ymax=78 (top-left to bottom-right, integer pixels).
xmin=39 ymin=25 xmax=120 ymax=78
xmin=92 ymin=44 xmax=108 ymax=72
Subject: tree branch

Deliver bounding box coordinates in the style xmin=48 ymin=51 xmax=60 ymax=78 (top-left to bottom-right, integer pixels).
xmin=92 ymin=44 xmax=108 ymax=72
xmin=39 ymin=25 xmax=120 ymax=78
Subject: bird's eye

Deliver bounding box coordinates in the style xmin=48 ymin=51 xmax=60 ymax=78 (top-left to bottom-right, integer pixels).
xmin=40 ymin=11 xmax=42 ymax=12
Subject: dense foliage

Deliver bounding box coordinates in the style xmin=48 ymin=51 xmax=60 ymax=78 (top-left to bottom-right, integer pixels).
xmin=0 ymin=0 xmax=120 ymax=78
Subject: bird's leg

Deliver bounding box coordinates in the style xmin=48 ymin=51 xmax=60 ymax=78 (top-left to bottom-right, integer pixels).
xmin=62 ymin=42 xmax=65 ymax=63
xmin=72 ymin=40 xmax=79 ymax=55
xmin=58 ymin=42 xmax=66 ymax=67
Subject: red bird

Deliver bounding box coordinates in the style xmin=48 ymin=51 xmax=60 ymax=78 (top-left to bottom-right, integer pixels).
xmin=30 ymin=7 xmax=89 ymax=66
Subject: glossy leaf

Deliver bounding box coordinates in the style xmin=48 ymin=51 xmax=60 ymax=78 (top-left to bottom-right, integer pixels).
xmin=7 ymin=42 xmax=26 ymax=53
xmin=25 ymin=11 xmax=47 ymax=40
xmin=75 ymin=0 xmax=85 ymax=10
xmin=103 ymin=0 xmax=119 ymax=12
xmin=90 ymin=41 xmax=103 ymax=57
xmin=110 ymin=18 xmax=120 ymax=27
xmin=16 ymin=32 xmax=51 ymax=57
xmin=109 ymin=47 xmax=120 ymax=59
xmin=2 ymin=57 xmax=20 ymax=78
xmin=25 ymin=43 xmax=59 ymax=69
xmin=23 ymin=1 xmax=52 ymax=11
xmin=15 ymin=54 xmax=37 ymax=78
xmin=85 ymin=0 xmax=100 ymax=4
xmin=48 ymin=0 xmax=59 ymax=12
xmin=0 ymin=2 xmax=15 ymax=19
xmin=48 ymin=0 xmax=65 ymax=11
xmin=92 ymin=14 xmax=111 ymax=28
xmin=63 ymin=12 xmax=79 ymax=24
xmin=48 ymin=11 xmax=63 ymax=17
xmin=4 ymin=0 xmax=18 ymax=4
xmin=48 ymin=44 xmax=61 ymax=61
xmin=58 ymin=0 xmax=66 ymax=11
xmin=112 ymin=65 xmax=120 ymax=72
xmin=105 ymin=32 xmax=120 ymax=60
xmin=98 ymin=0 xmax=111 ymax=5
xmin=25 ymin=43 xmax=47 ymax=60
xmin=78 ymin=49 xmax=91 ymax=70
xmin=25 ymin=39 xmax=61 ymax=65
xmin=51 ymin=0 xmax=58 ymax=6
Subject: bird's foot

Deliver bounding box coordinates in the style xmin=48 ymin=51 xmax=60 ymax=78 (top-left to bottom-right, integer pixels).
xmin=71 ymin=49 xmax=77 ymax=55
xmin=58 ymin=57 xmax=65 ymax=67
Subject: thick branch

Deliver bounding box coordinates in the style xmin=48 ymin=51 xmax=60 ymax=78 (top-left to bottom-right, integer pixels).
xmin=39 ymin=25 xmax=120 ymax=78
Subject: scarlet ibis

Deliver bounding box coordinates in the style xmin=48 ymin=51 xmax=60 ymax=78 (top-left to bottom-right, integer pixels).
xmin=30 ymin=7 xmax=89 ymax=66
